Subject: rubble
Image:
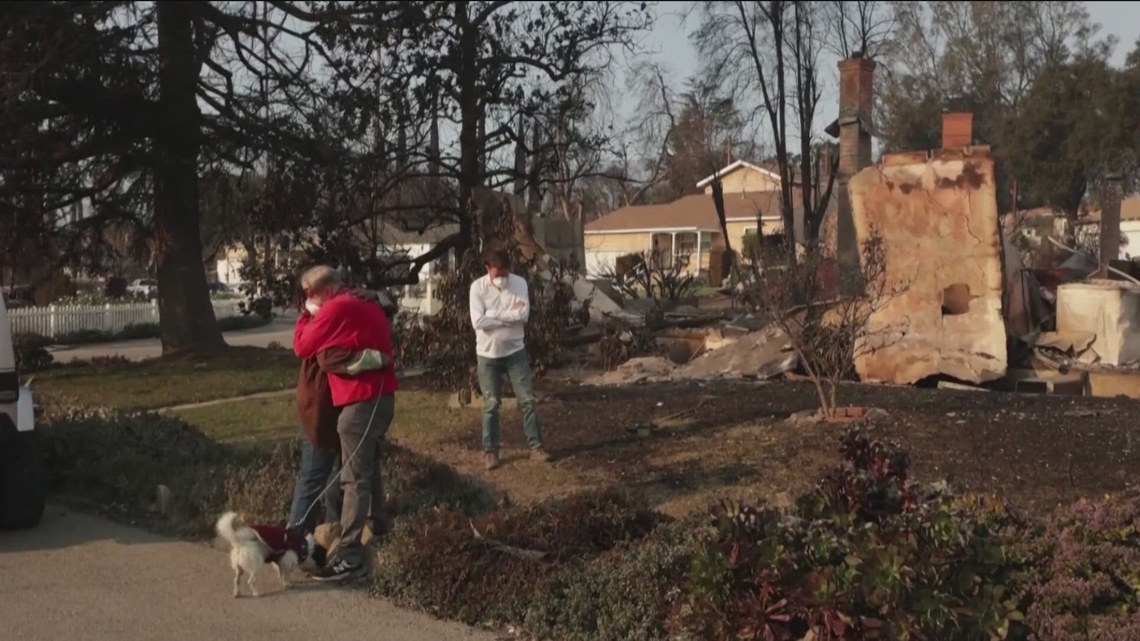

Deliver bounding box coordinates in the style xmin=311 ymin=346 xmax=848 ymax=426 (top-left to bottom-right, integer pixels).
xmin=672 ymin=324 xmax=797 ymax=381
xmin=585 ymin=356 xmax=677 ymax=386
xmin=586 ymin=322 xmax=798 ymax=386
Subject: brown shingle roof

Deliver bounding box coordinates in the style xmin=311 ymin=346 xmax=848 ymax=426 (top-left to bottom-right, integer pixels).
xmin=586 ymin=191 xmax=797 ymax=233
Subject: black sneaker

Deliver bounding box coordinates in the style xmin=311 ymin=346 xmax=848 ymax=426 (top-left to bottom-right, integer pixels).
xmin=311 ymin=557 xmax=366 ymax=583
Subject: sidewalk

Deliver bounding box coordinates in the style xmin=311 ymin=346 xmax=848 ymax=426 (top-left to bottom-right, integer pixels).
xmin=0 ymin=506 xmax=495 ymax=641
xmin=49 ymin=316 xmax=296 ymax=362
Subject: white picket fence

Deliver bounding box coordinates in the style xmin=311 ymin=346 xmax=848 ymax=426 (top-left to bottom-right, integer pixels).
xmin=9 ymin=300 xmax=245 ymax=338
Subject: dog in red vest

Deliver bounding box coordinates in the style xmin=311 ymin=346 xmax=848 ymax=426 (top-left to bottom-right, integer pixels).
xmin=215 ymin=511 xmax=329 ymax=597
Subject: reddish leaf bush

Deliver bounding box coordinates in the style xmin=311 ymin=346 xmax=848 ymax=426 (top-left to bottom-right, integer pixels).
xmin=681 ymin=428 xmax=1029 ymax=641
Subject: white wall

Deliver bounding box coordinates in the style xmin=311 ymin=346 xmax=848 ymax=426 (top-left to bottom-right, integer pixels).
xmin=1121 ymin=221 xmax=1140 ymax=259
xmin=216 ymin=258 xmax=245 ymax=286
xmin=585 ymin=250 xmax=625 ymax=278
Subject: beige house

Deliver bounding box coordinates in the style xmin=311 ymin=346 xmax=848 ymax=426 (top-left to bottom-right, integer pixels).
xmin=584 ymin=160 xmax=819 ymax=279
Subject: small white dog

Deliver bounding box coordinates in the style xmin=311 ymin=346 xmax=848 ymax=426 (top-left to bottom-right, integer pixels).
xmin=214 ymin=511 xmax=328 ymax=597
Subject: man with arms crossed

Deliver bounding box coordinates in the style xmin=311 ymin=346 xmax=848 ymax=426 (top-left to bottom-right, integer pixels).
xmin=469 ymin=249 xmax=551 ymax=470
xmin=293 ymin=265 xmax=397 ymax=581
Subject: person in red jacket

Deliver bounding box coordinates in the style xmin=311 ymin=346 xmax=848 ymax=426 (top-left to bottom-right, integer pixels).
xmin=293 ymin=265 xmax=398 ymax=582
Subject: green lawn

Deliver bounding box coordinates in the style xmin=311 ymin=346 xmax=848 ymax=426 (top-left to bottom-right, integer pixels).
xmin=33 ymin=346 xmax=298 ymax=410
xmin=170 ymin=389 xmax=469 ymax=444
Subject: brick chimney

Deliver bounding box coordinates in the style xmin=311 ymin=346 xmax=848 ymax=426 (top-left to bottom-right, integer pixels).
xmin=942 ymin=112 xmax=973 ymax=149
xmin=1100 ymin=173 xmax=1123 ymax=263
xmin=835 ymin=56 xmax=876 ymax=283
xmin=837 ymin=57 xmax=876 ymax=175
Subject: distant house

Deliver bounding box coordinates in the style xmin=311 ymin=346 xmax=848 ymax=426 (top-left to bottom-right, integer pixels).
xmin=584 ymin=159 xmax=833 ymax=280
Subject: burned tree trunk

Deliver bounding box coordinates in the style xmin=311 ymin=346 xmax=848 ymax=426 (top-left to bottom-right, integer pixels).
xmin=154 ymin=2 xmax=224 ymax=355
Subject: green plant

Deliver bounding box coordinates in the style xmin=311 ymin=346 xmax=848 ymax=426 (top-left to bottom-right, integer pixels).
xmin=682 ymin=428 xmax=1028 ymax=641
xmin=524 ymin=516 xmax=699 ymax=641
xmin=13 ymin=333 xmax=54 ymax=372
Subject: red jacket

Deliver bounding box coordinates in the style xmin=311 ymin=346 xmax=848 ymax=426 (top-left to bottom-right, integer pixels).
xmin=293 ymin=290 xmax=398 ymax=407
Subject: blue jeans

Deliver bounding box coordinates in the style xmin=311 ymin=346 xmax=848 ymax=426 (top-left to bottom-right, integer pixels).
xmin=477 ymin=349 xmax=543 ymax=452
xmin=288 ymin=431 xmax=342 ymax=535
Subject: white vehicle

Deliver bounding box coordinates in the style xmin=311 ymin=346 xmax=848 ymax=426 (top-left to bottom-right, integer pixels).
xmin=0 ymin=291 xmax=47 ymax=529
xmin=127 ymin=278 xmax=158 ymax=298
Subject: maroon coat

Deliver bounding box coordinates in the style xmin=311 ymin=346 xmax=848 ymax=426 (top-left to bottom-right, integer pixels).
xmin=296 ymin=348 xmax=357 ymax=454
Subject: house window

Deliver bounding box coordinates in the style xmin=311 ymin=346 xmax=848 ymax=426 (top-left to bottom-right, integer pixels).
xmin=699 ymin=233 xmax=712 ymax=252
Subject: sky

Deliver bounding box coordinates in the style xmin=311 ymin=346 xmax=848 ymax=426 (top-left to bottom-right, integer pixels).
xmin=611 ymin=1 xmax=1140 ymax=155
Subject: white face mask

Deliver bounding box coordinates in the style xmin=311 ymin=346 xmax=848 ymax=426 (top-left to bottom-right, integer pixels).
xmin=492 ymin=276 xmax=509 ymax=289
xmin=304 ymin=300 xmax=321 ymax=316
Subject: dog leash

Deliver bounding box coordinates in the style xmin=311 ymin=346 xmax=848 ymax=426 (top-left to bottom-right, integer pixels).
xmin=293 ymin=375 xmax=387 ymax=531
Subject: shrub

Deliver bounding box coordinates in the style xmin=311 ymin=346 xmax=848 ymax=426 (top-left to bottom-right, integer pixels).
xmin=371 ymin=488 xmax=663 ymax=627
xmin=524 ymin=516 xmax=700 ymax=641
xmin=382 ymin=443 xmax=495 ymax=518
xmin=1020 ymin=493 xmax=1140 ymax=640
xmin=681 ymin=427 xmax=1028 ymax=641
xmin=42 ymin=408 xmax=234 ymax=532
xmin=222 ymin=440 xmax=300 ymax=526
xmin=104 ymin=277 xmax=128 ymax=299
xmin=109 ymin=323 xmax=161 ymax=341
xmin=216 ymin=314 xmax=271 ymax=332
xmin=14 ymin=333 xmax=54 ymax=372
xmin=238 ymin=297 xmax=274 ymax=320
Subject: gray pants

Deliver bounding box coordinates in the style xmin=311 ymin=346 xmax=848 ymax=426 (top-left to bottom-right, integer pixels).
xmin=333 ymin=394 xmax=395 ymax=565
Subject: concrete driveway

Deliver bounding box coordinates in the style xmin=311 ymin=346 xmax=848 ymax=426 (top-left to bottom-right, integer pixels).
xmin=49 ymin=316 xmax=297 ymax=363
xmin=0 ymin=506 xmax=497 ymax=641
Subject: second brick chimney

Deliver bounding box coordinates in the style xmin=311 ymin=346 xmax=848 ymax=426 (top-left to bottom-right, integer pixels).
xmin=942 ymin=112 xmax=974 ymax=149
xmin=837 ymin=57 xmax=876 ymax=175
xmin=834 ymin=56 xmax=876 ymax=286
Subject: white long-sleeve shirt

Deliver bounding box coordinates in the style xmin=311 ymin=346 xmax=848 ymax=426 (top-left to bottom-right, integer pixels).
xmin=469 ymin=273 xmax=530 ymax=359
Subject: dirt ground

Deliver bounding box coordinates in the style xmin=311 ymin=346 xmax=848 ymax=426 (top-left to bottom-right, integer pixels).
xmin=397 ymin=377 xmax=1140 ymax=517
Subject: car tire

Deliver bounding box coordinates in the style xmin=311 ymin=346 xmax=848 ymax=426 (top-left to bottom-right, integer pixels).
xmin=0 ymin=434 xmax=49 ymax=530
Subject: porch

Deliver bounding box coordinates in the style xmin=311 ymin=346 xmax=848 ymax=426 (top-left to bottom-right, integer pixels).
xmin=649 ymin=229 xmax=720 ymax=275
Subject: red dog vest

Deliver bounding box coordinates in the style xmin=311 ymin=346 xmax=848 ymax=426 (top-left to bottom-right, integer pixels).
xmin=248 ymin=525 xmax=308 ymax=563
